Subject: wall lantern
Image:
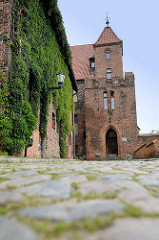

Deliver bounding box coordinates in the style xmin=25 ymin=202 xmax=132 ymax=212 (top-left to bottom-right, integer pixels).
xmin=49 ymin=71 xmax=65 ymax=91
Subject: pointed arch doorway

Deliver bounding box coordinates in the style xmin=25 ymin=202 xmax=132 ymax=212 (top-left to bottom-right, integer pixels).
xmin=106 ymin=129 xmax=118 ymax=156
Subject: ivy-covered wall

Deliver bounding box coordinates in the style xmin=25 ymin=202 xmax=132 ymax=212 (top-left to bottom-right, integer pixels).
xmin=0 ymin=0 xmax=75 ymax=157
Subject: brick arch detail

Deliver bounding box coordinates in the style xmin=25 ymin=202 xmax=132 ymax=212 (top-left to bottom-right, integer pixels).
xmin=104 ymin=48 xmax=111 ymax=53
xmin=100 ymin=124 xmax=122 ymax=158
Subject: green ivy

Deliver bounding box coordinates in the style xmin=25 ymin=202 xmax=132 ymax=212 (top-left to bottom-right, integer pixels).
xmin=0 ymin=71 xmax=12 ymax=151
xmin=1 ymin=0 xmax=74 ymax=157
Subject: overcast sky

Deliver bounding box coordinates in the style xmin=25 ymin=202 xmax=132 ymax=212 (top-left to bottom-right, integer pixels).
xmin=58 ymin=0 xmax=159 ymax=134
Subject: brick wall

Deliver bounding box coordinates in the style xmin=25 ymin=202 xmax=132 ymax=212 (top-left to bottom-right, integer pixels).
xmin=84 ymin=73 xmax=138 ymax=160
xmin=135 ymin=139 xmax=159 ymax=159
xmin=138 ymin=134 xmax=159 ymax=147
xmin=75 ymin=39 xmax=138 ymax=160
xmin=45 ymin=103 xmax=60 ymax=158
xmin=0 ymin=0 xmax=13 ymax=77
xmin=94 ymin=43 xmax=123 ymax=80
xmin=24 ymin=124 xmax=40 ymax=158
xmin=21 ymin=103 xmax=60 ymax=159
xmin=75 ymin=79 xmax=86 ymax=157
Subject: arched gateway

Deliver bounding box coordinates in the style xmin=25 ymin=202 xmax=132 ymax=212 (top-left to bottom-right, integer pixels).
xmin=106 ymin=129 xmax=118 ymax=156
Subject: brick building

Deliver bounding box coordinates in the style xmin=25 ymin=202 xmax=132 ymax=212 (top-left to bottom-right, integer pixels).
xmin=71 ymin=23 xmax=140 ymax=160
xmin=0 ymin=0 xmax=77 ymax=159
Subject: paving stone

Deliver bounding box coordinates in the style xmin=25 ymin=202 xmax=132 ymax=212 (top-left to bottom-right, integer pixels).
xmin=80 ymin=181 xmax=120 ymax=195
xmin=19 ymin=180 xmax=71 ymax=199
xmin=90 ymin=166 xmax=112 ymax=172
xmin=20 ymin=199 xmax=124 ymax=221
xmin=138 ymin=177 xmax=159 ymax=188
xmin=0 ymin=191 xmax=24 ymax=206
xmin=61 ymin=173 xmax=87 ymax=183
xmin=87 ymin=218 xmax=159 ymax=240
xmin=134 ymin=197 xmax=159 ymax=213
xmin=0 ymin=215 xmax=37 ymax=240
xmin=0 ymin=169 xmax=12 ymax=173
xmin=71 ymin=168 xmax=97 ymax=174
xmin=115 ymin=167 xmax=148 ymax=175
xmin=99 ymin=174 xmax=132 ymax=182
xmin=45 ymin=169 xmax=71 ymax=174
xmin=142 ymin=165 xmax=156 ymax=169
xmin=108 ymin=171 xmax=134 ymax=176
xmin=118 ymin=189 xmax=149 ymax=203
xmin=115 ymin=180 xmax=146 ymax=191
xmin=3 ymin=170 xmax=38 ymax=179
xmin=0 ymin=174 xmax=51 ymax=189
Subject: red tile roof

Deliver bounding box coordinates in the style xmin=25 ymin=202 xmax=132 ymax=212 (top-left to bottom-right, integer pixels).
xmin=94 ymin=27 xmax=122 ymax=46
xmin=70 ymin=44 xmax=94 ymax=80
xmin=70 ymin=27 xmax=122 ymax=80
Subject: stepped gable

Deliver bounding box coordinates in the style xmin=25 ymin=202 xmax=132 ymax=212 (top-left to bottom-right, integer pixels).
xmin=94 ymin=27 xmax=122 ymax=46
xmin=70 ymin=44 xmax=94 ymax=80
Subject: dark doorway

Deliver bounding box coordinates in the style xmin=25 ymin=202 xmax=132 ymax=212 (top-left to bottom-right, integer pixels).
xmin=106 ymin=129 xmax=118 ymax=155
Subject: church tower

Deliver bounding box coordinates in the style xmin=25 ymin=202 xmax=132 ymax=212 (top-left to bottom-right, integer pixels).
xmin=71 ymin=23 xmax=138 ymax=160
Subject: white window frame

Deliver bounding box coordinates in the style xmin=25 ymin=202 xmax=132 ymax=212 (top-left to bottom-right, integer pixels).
xmin=111 ymin=91 xmax=115 ymax=109
xmin=107 ymin=68 xmax=111 ymax=80
xmin=91 ymin=61 xmax=95 ymax=68
xmin=106 ymin=49 xmax=110 ymax=60
xmin=104 ymin=92 xmax=108 ymax=109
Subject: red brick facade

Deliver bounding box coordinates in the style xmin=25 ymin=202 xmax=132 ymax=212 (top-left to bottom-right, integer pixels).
xmin=71 ymin=26 xmax=139 ymax=160
xmin=23 ymin=103 xmax=61 ymax=159
xmin=0 ymin=0 xmax=75 ymax=159
xmin=138 ymin=134 xmax=159 ymax=147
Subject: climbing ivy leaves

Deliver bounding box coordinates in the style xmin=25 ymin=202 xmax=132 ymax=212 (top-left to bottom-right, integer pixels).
xmin=1 ymin=0 xmax=74 ymax=157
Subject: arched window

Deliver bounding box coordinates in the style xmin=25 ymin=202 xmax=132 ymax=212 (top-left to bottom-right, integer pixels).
xmin=111 ymin=91 xmax=115 ymax=109
xmin=104 ymin=92 xmax=108 ymax=109
xmin=107 ymin=68 xmax=111 ymax=80
xmin=106 ymin=49 xmax=110 ymax=60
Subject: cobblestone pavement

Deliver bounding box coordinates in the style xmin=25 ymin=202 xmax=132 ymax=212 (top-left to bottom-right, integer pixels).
xmin=1 ymin=157 xmax=159 ymax=240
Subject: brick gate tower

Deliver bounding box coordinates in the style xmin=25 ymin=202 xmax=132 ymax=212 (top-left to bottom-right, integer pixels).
xmin=71 ymin=22 xmax=139 ymax=160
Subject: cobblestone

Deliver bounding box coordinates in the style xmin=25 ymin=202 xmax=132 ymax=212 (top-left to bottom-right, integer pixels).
xmin=1 ymin=157 xmax=159 ymax=240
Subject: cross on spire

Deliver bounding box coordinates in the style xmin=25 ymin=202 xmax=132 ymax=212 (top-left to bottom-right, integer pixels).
xmin=105 ymin=13 xmax=110 ymax=27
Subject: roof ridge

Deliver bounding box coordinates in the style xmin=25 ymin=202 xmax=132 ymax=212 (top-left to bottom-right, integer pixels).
xmin=110 ymin=27 xmax=121 ymax=42
xmin=94 ymin=27 xmax=106 ymax=45
xmin=94 ymin=27 xmax=122 ymax=46
xmin=71 ymin=43 xmax=93 ymax=47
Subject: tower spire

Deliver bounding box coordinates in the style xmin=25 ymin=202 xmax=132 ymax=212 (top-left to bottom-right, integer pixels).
xmin=105 ymin=12 xmax=110 ymax=27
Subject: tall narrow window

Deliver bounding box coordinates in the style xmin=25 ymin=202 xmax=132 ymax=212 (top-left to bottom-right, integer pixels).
xmin=111 ymin=91 xmax=115 ymax=109
xmin=107 ymin=68 xmax=111 ymax=80
xmin=106 ymin=49 xmax=110 ymax=60
xmin=104 ymin=92 xmax=108 ymax=109
xmin=89 ymin=54 xmax=95 ymax=74
xmin=52 ymin=112 xmax=55 ymax=130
